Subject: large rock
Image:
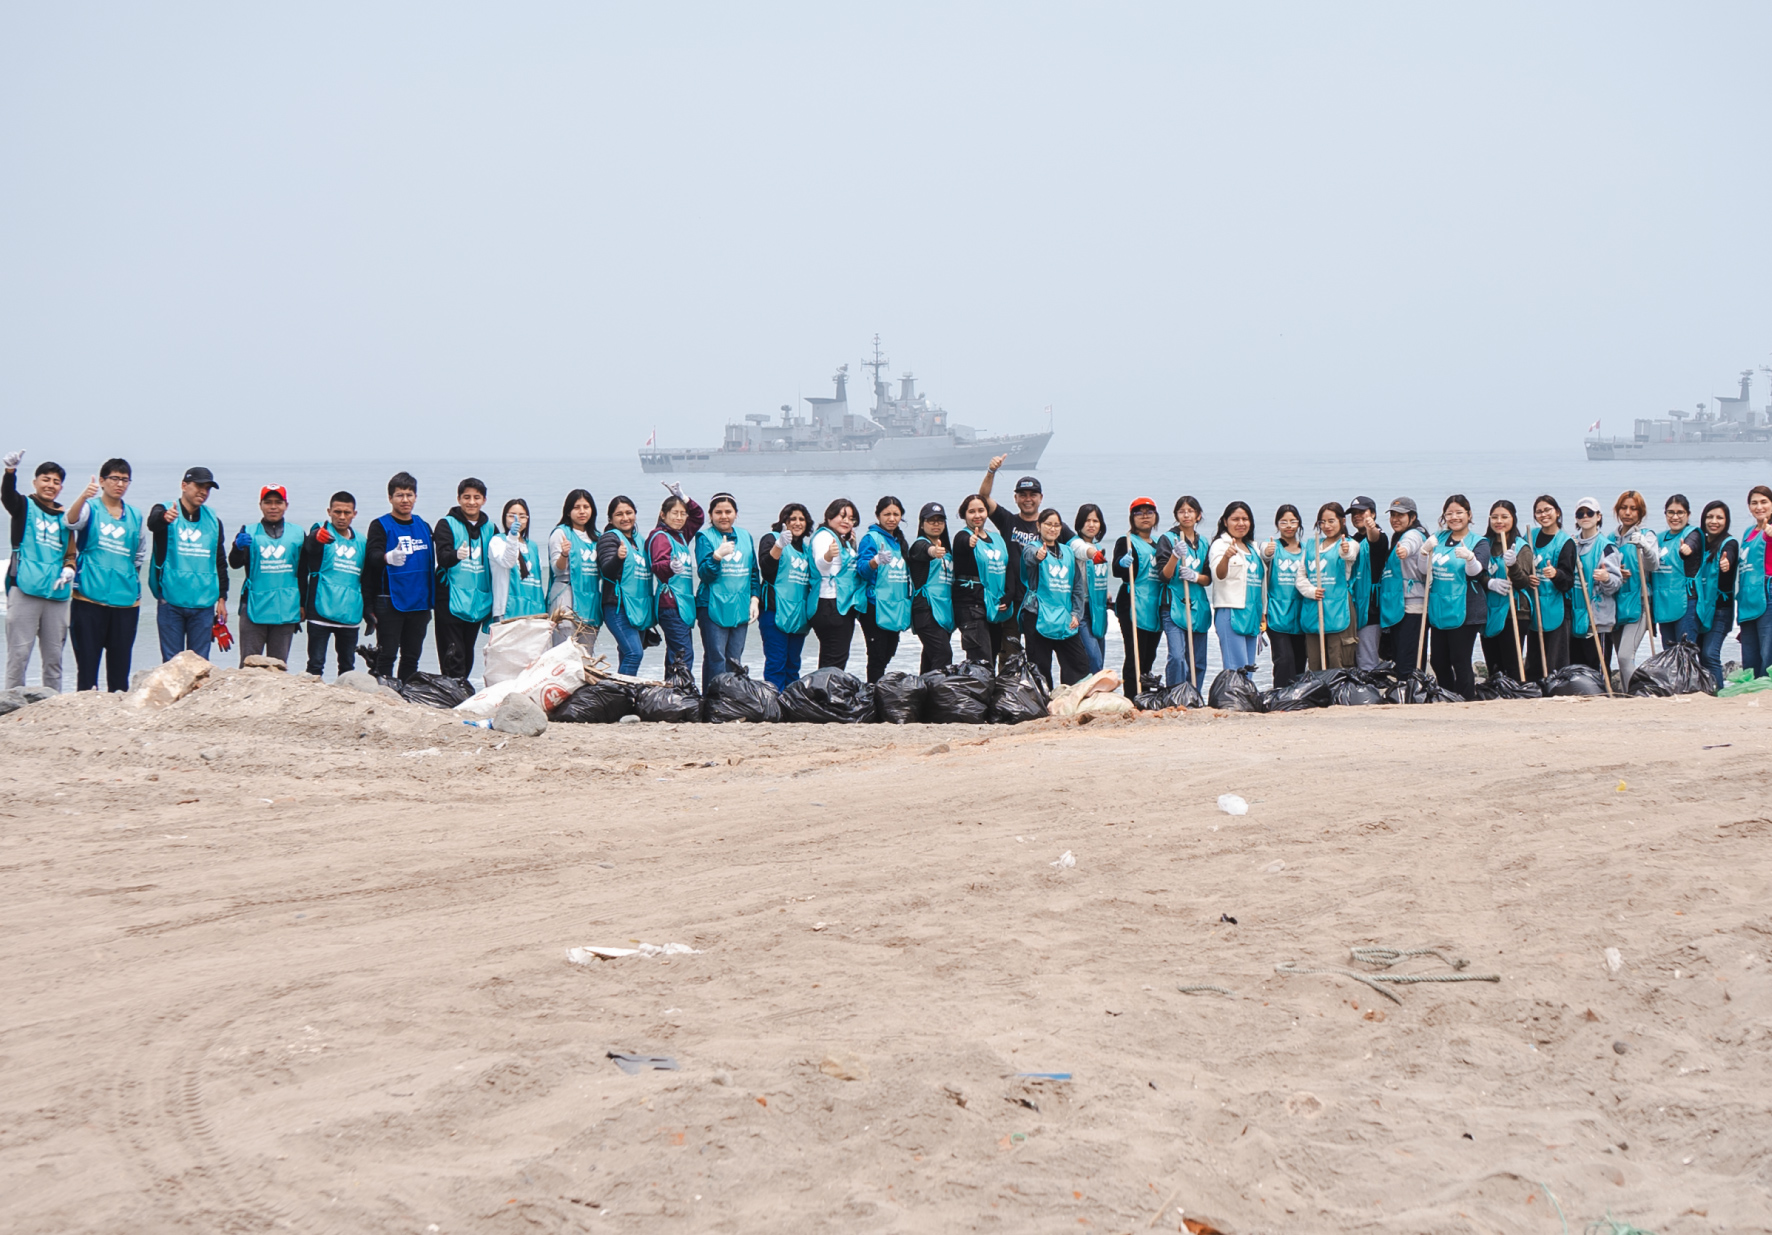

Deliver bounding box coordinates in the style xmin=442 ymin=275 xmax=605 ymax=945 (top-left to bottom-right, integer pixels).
xmin=337 ymin=669 xmax=404 ymax=703
xmin=0 ymin=689 xmax=28 ymax=717
xmin=492 ymin=691 xmax=548 ymax=737
xmin=125 ymin=651 xmax=212 ymax=709
xmin=19 ymin=686 xmax=57 ymax=703
xmin=241 ymin=655 xmax=286 ymax=671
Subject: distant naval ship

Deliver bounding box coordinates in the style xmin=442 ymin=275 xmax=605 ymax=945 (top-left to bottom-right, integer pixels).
xmin=1587 ymin=367 xmax=1772 ymax=460
xmin=639 ymin=337 xmax=1053 ymax=474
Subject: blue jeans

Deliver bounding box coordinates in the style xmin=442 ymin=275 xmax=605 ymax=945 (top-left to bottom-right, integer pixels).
xmin=1077 ymin=624 xmax=1105 ymax=674
xmin=1741 ymin=613 xmax=1772 ymax=679
xmin=1699 ymin=604 xmax=1733 ymax=689
xmin=697 ymin=609 xmax=748 ymax=690
xmin=1214 ymin=608 xmax=1259 ymax=672
xmin=602 ymin=602 xmax=645 ymax=676
xmin=758 ymin=609 xmax=805 ymax=692
xmin=658 ymin=599 xmax=695 ymax=680
xmin=1658 ymin=593 xmax=1698 ymax=649
xmin=1161 ymin=608 xmax=1209 ymax=690
xmin=156 ymin=602 xmax=213 ymax=662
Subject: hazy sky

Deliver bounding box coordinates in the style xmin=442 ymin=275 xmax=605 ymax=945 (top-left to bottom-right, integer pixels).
xmin=3 ymin=3 xmax=1769 ymax=461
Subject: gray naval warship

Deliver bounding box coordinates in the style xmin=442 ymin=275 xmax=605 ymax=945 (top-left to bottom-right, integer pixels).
xmin=1587 ymin=367 xmax=1772 ymax=461
xmin=639 ymin=337 xmax=1052 ymax=474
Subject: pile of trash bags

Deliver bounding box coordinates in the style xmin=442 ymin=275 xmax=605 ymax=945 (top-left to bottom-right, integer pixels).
xmin=1473 ymin=672 xmax=1542 ymax=701
xmin=391 ymin=672 xmax=475 ymax=710
xmin=635 ymin=665 xmax=703 ymax=723
xmin=1541 ymin=664 xmax=1611 ymax=697
xmin=1208 ymin=666 xmax=1267 ymax=712
xmin=1132 ymin=675 xmax=1204 ymax=711
xmin=781 ymin=668 xmax=875 ymax=724
xmin=551 ymin=677 xmax=637 ymax=723
xmin=926 ymin=661 xmax=994 ymax=724
xmin=987 ymin=655 xmax=1051 ymax=725
xmin=871 ymin=671 xmax=926 ymax=724
xmin=1625 ymin=640 xmax=1713 ymax=697
xmin=702 ymin=664 xmax=782 ymax=723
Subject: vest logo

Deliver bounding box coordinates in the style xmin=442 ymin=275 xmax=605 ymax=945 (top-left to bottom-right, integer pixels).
xmin=1045 ymin=560 xmax=1068 ymax=582
xmin=177 ymin=525 xmax=205 ymax=543
xmin=580 ymin=548 xmax=595 ymax=563
xmin=99 ymin=522 xmax=129 ymax=540
xmin=259 ymin=543 xmax=289 ymax=561
xmin=333 ymin=544 xmax=358 ymax=561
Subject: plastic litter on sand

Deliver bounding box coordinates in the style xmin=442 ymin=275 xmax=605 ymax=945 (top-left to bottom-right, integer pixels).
xmin=1050 ymin=850 xmax=1076 ymax=869
xmin=1217 ymin=794 xmax=1248 ymax=816
xmin=606 ymin=1052 xmax=679 ymax=1074
xmin=569 ymin=943 xmax=701 ymax=963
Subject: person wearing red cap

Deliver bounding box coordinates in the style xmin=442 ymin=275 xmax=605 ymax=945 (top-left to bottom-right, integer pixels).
xmin=229 ymin=485 xmax=303 ymax=665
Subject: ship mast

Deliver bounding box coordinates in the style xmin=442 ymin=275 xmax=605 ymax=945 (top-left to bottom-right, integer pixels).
xmin=864 ymin=334 xmax=889 ymax=412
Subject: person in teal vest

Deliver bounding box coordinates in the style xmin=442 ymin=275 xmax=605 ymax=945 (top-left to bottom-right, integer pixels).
xmin=1071 ymin=504 xmax=1110 ymax=674
xmin=908 ymin=502 xmax=957 ymax=674
xmin=1208 ymin=501 xmax=1263 ymax=675
xmin=647 ymin=485 xmax=704 ymax=681
xmin=1695 ymin=500 xmax=1739 ymax=690
xmin=695 ymin=492 xmax=757 ymax=690
xmin=1159 ymin=496 xmax=1212 ymax=691
xmin=1111 ymin=496 xmax=1163 ymax=694
xmin=1377 ymin=497 xmax=1430 ymax=668
xmin=952 ymin=494 xmax=1014 ymax=671
xmin=1567 ymin=497 xmax=1624 ymax=686
xmin=62 ymin=457 xmax=146 ymax=692
xmin=1609 ymin=489 xmax=1655 ymax=690
xmin=758 ymin=502 xmax=815 ymax=690
xmin=432 ymin=477 xmax=494 ymax=680
xmin=1479 ymin=499 xmax=1534 ymax=684
xmin=1260 ymin=504 xmax=1307 ymax=688
xmin=3 ymin=453 xmax=76 ymax=690
xmin=1740 ymin=485 xmax=1772 ymax=680
xmin=549 ymin=488 xmax=603 ymax=657
xmin=1523 ymin=495 xmax=1577 ymax=680
xmin=229 ymin=484 xmax=303 ymax=667
xmin=1422 ymin=494 xmax=1492 ymax=699
xmin=1294 ymin=501 xmax=1363 ymax=671
xmin=1020 ymin=507 xmax=1090 ymax=686
xmin=853 ymin=497 xmax=912 ymax=683
xmin=809 ymin=498 xmax=864 ymax=671
xmin=148 ymin=466 xmax=229 ymax=663
xmin=296 ymin=491 xmax=364 ymax=679
xmin=596 ymin=495 xmax=654 ymax=676
xmin=1645 ymin=493 xmax=1703 ymax=651
xmin=489 ymin=499 xmax=548 ymax=621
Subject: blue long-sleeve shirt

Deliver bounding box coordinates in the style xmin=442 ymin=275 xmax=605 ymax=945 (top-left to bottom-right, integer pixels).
xmin=852 ymin=523 xmax=909 ymax=602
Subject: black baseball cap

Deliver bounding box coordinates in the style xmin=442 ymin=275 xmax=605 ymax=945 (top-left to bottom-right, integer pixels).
xmin=919 ymin=502 xmax=946 ymax=522
xmin=182 ymin=466 xmax=219 ymax=489
xmin=1349 ymin=495 xmax=1376 ymax=513
xmin=1013 ymin=476 xmax=1041 ymax=494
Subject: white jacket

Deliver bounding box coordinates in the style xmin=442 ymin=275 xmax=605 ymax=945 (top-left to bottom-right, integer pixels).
xmin=1208 ymin=535 xmax=1252 ymax=610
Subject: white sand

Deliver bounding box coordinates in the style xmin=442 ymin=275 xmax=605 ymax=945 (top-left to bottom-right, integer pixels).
xmin=0 ymin=669 xmax=1765 ymax=1233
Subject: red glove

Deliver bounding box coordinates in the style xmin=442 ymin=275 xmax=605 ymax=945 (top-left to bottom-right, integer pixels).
xmin=212 ymin=620 xmax=233 ymax=652
xmin=316 ymin=526 xmax=334 ymax=545
xmin=1092 ymin=549 xmax=1106 ymax=564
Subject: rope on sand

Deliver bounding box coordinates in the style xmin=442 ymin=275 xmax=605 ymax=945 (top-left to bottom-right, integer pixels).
xmin=1276 ymin=944 xmax=1501 ymax=1004
xmin=1177 ymin=984 xmax=1236 ymax=996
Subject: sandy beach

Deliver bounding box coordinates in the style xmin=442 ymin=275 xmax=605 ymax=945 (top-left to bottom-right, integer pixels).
xmin=0 ymin=669 xmax=1766 ymax=1234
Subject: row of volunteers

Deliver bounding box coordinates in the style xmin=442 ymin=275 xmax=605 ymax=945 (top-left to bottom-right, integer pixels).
xmin=5 ymin=450 xmax=1768 ymax=699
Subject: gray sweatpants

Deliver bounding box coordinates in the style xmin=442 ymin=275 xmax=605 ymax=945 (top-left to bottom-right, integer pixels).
xmin=1614 ymin=615 xmax=1651 ymax=689
xmin=5 ymin=585 xmax=69 ymax=691
xmin=1355 ymin=624 xmax=1381 ymax=671
xmin=238 ymin=616 xmax=299 ymax=665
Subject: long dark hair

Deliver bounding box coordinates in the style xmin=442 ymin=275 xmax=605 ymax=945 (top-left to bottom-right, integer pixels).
xmin=1171 ymin=495 xmax=1203 ymax=544
xmin=1315 ymin=501 xmax=1347 ymax=538
xmin=1533 ymin=494 xmax=1562 ymax=526
xmin=821 ymin=497 xmax=859 ymax=546
xmin=558 ymin=488 xmax=597 ymax=533
xmin=1074 ymin=503 xmax=1105 ymax=544
xmin=1214 ymin=500 xmax=1255 ymax=546
xmin=605 ymin=494 xmax=636 ymax=534
xmin=772 ymin=502 xmax=813 ymax=552
xmin=501 ymin=499 xmax=534 ymax=578
xmin=1274 ymin=503 xmax=1302 ymax=545
xmin=1487 ymin=499 xmax=1520 ymax=555
xmin=1439 ymin=493 xmax=1472 ymax=534
xmin=1701 ymin=499 xmax=1733 ymax=549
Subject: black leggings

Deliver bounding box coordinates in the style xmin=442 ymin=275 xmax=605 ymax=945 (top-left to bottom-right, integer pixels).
xmin=1025 ymin=624 xmax=1090 ymax=687
xmin=810 ymin=597 xmax=857 ymax=670
xmin=1569 ymin=626 xmax=1616 ymax=688
xmin=1480 ymin=628 xmax=1529 ymax=682
xmin=956 ymin=607 xmax=1016 ymax=671
xmin=69 ymin=597 xmax=139 ymax=692
xmin=1270 ymin=631 xmax=1307 ymax=689
xmin=1525 ymin=618 xmax=1570 ymax=681
xmin=912 ymin=602 xmax=955 ymax=673
xmin=1429 ymin=623 xmax=1480 ymax=700
xmin=1114 ymin=602 xmax=1161 ymax=695
xmin=857 ymin=608 xmax=901 ymax=683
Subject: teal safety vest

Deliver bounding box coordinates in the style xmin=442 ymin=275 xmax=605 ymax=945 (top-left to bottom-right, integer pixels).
xmin=697 ymin=525 xmax=755 ymax=628
xmin=1571 ymin=536 xmax=1610 ymax=639
xmin=1378 ymin=535 xmax=1408 ymax=628
xmin=1163 ymin=531 xmax=1211 ymax=633
xmin=863 ymin=530 xmax=912 ymax=632
xmin=1650 ymin=528 xmax=1693 ymax=623
xmin=1299 ymin=536 xmax=1355 ymax=635
xmin=770 ymin=536 xmax=815 ymax=635
xmin=1029 ymin=541 xmax=1077 ymax=639
xmin=912 ymin=536 xmax=954 ymax=631
xmin=1124 ymin=535 xmax=1159 ymax=630
xmin=653 ymin=529 xmax=696 ymax=615
xmin=1229 ymin=542 xmax=1264 ymax=638
xmin=503 ymin=537 xmax=548 ymax=618
xmin=1266 ymin=542 xmax=1303 ymax=635
xmin=311 ymin=527 xmax=365 ymax=625
xmin=1739 ymin=529 xmax=1768 ymax=624
xmin=1611 ymin=531 xmax=1644 ymax=626
xmin=1083 ymin=543 xmax=1110 ymax=639
xmin=13 ymin=501 xmax=72 ymax=601
xmin=1695 ymin=539 xmax=1734 ymax=630
xmin=441 ymin=515 xmax=493 ymax=623
xmin=151 ymin=502 xmax=222 ymax=609
xmin=243 ymin=521 xmax=301 ymax=625
xmin=970 ymin=526 xmax=1009 ymax=621
xmin=75 ymin=501 xmax=142 ymax=607
xmin=1529 ymin=529 xmax=1572 ymax=632
xmin=1351 ymin=538 xmax=1373 ymax=628
xmin=1482 ymin=535 xmax=1514 ymax=639
xmin=1427 ymin=531 xmax=1479 ymax=631
xmin=559 ymin=525 xmax=602 ymax=622
xmin=611 ymin=528 xmax=656 ymax=629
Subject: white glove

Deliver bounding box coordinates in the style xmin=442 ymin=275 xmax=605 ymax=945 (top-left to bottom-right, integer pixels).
xmin=672 ymin=554 xmax=694 ymax=577
xmin=713 ymin=540 xmax=737 ymax=561
xmin=385 ymin=547 xmax=409 ymax=567
xmin=1297 ymin=579 xmax=1321 ymax=600
xmin=456 ymin=545 xmax=474 ymax=562
xmin=2 ymin=450 xmax=22 ymax=470
xmin=1487 ymin=577 xmax=1512 ymax=596
xmin=56 ymin=566 xmax=76 ymax=588
xmin=749 ymin=596 xmax=761 ymax=623
xmin=1176 ymin=564 xmax=1198 ymax=583
xmin=1454 ymin=546 xmax=1474 ymax=562
xmin=666 ymin=482 xmax=685 ymax=501
xmin=1502 ymin=544 xmax=1520 ymax=566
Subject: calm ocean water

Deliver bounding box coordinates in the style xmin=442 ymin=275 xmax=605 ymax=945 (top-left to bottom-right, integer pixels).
xmin=6 ymin=448 xmax=1764 ymax=689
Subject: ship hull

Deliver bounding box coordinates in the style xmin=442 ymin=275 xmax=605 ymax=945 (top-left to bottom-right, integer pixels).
xmin=1586 ymin=438 xmax=1772 ymax=461
xmin=640 ymin=431 xmax=1052 ymax=474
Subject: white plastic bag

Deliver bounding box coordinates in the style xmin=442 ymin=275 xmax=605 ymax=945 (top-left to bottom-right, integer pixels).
xmin=1048 ymin=669 xmax=1124 ymax=717
xmin=1217 ymin=794 xmax=1248 ymax=816
xmin=484 ymin=615 xmax=555 ymax=686
xmin=456 ymin=639 xmax=589 ymax=718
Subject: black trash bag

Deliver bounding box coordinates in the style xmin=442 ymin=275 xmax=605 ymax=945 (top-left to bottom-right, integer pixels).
xmin=1383 ymin=669 xmax=1463 ymax=704
xmin=781 ymin=667 xmax=875 ymax=724
xmin=927 ymin=660 xmax=993 ymax=724
xmin=551 ymin=677 xmax=637 ymax=722
xmin=1474 ymin=672 xmax=1543 ymax=701
xmin=1207 ymin=666 xmax=1268 ymax=713
xmin=1261 ymin=670 xmax=1338 ymax=712
xmin=355 ymin=643 xmax=380 ymax=668
xmin=988 ymin=655 xmax=1051 ymax=724
xmin=1135 ymin=680 xmax=1204 ymax=711
xmin=1330 ymin=670 xmax=1387 ymax=706
xmin=870 ymin=671 xmax=927 ymax=724
xmin=398 ymin=671 xmax=476 ymax=710
xmin=702 ymin=663 xmax=782 ymax=723
xmin=635 ymin=664 xmax=702 ymax=723
xmin=1541 ymin=663 xmax=1611 ymax=697
xmin=1625 ymin=639 xmax=1714 ymax=697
